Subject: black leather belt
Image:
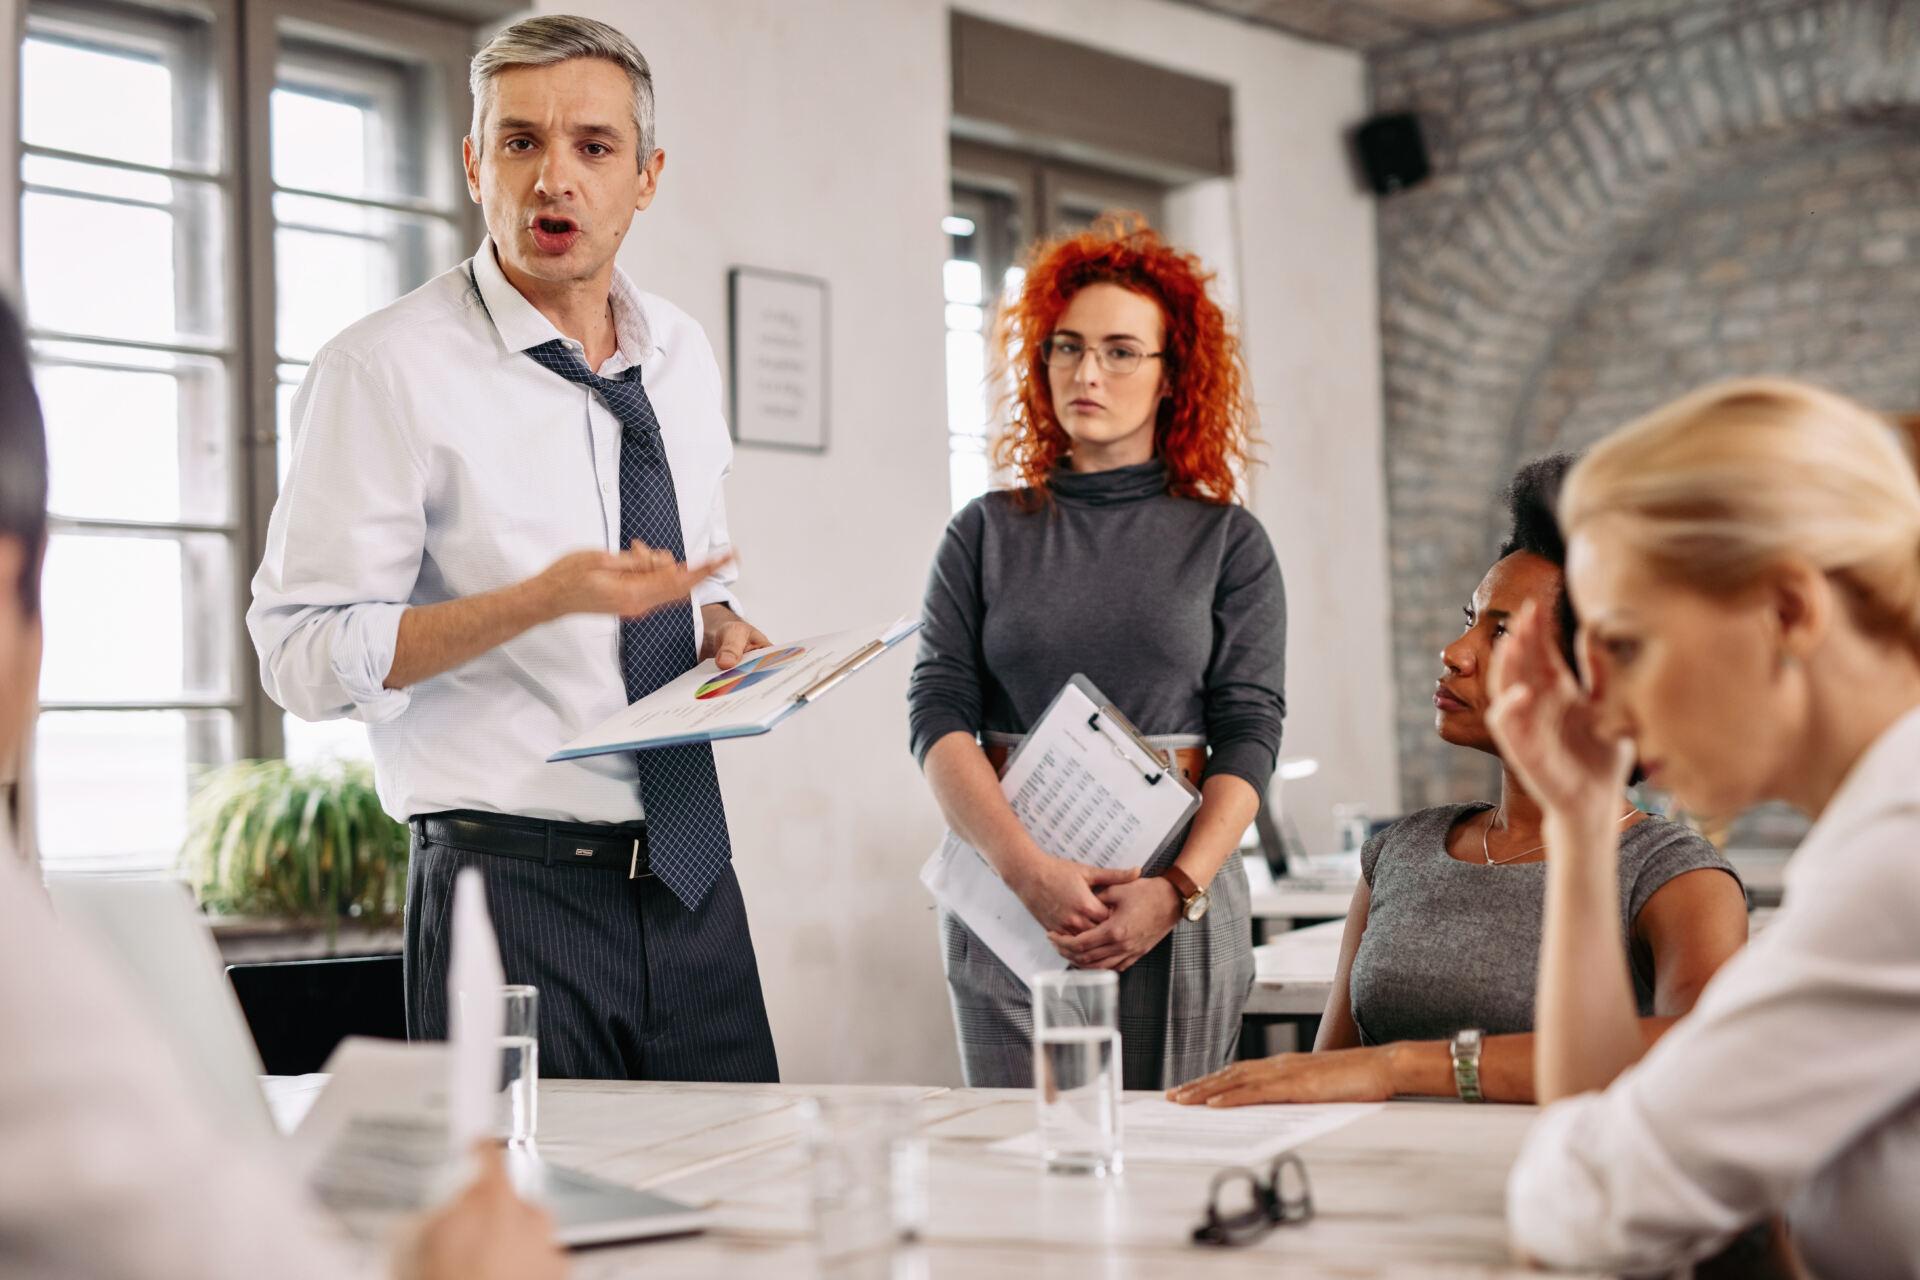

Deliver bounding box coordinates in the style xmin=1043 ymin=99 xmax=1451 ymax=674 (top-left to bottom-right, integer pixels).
xmin=413 ymin=809 xmax=653 ymax=879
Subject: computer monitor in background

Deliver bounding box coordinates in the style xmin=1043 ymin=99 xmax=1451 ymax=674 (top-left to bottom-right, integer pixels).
xmin=44 ymin=874 xmax=277 ymax=1144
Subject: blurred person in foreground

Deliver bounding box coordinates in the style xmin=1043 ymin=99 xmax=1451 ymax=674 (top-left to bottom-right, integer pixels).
xmin=0 ymin=296 xmax=565 ymax=1280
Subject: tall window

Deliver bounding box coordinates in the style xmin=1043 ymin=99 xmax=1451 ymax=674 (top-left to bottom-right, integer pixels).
xmin=267 ymin=33 xmax=468 ymax=764
xmin=942 ymin=142 xmax=1165 ymax=511
xmin=18 ymin=0 xmax=474 ymax=870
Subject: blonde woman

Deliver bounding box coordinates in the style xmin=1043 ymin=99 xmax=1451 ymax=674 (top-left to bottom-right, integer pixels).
xmin=1489 ymin=379 xmax=1920 ymax=1278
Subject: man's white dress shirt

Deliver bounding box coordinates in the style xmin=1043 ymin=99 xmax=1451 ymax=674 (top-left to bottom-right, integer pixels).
xmin=1508 ymin=706 xmax=1920 ymax=1279
xmin=249 ymin=239 xmax=739 ymax=824
xmin=0 ymin=837 xmax=366 ymax=1279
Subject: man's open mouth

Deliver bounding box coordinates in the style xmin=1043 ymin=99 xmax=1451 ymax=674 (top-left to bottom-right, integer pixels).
xmin=530 ymin=216 xmax=582 ymax=252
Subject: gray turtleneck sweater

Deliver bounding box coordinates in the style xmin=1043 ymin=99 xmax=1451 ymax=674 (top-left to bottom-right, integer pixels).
xmin=908 ymin=460 xmax=1287 ymax=795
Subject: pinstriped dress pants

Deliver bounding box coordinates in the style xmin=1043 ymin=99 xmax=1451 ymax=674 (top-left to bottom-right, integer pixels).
xmin=402 ymin=831 xmax=779 ymax=1082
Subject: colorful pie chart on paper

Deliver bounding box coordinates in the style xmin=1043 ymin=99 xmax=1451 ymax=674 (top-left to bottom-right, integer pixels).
xmin=694 ymin=646 xmax=808 ymax=700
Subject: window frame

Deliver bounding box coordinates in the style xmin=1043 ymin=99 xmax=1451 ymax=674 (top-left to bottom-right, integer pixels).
xmin=238 ymin=0 xmax=479 ymax=759
xmin=950 ymin=139 xmax=1168 ymax=242
xmin=13 ymin=0 xmax=479 ymax=868
xmin=19 ymin=0 xmax=247 ymax=776
xmin=943 ymin=140 xmax=1168 ymax=510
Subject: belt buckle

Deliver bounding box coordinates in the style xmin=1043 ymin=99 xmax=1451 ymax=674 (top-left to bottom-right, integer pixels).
xmin=628 ymin=837 xmax=651 ymax=881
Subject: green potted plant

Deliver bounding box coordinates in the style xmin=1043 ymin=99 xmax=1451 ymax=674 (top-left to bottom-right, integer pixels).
xmin=180 ymin=758 xmax=409 ymax=946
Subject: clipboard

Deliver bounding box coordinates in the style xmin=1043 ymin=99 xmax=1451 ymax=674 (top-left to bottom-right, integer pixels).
xmin=918 ymin=673 xmax=1202 ymax=984
xmin=1006 ymin=674 xmax=1202 ymax=803
xmin=547 ymin=616 xmax=921 ymax=761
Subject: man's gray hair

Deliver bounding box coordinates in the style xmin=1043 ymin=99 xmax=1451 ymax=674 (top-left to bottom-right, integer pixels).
xmin=469 ymin=14 xmax=656 ymax=163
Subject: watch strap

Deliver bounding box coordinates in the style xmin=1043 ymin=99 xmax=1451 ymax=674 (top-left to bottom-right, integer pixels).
xmin=1161 ymin=863 xmax=1201 ymax=904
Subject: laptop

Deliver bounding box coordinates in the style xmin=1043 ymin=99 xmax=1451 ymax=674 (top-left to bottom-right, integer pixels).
xmin=44 ymin=874 xmax=707 ymax=1248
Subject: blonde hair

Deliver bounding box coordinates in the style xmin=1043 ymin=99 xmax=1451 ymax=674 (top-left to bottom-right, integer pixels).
xmin=1560 ymin=378 xmax=1920 ymax=652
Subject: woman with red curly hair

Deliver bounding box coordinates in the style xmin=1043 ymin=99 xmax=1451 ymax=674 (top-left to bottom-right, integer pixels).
xmin=907 ymin=217 xmax=1287 ymax=1089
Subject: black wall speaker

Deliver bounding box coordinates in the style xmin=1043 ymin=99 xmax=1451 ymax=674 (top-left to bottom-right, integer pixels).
xmin=1354 ymin=112 xmax=1430 ymax=196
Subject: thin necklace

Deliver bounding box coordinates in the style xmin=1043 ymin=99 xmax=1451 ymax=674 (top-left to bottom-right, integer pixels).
xmin=1481 ymin=803 xmax=1638 ymax=865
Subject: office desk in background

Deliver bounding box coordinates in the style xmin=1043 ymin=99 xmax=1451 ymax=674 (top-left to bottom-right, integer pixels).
xmin=1245 ymin=919 xmax=1345 ymax=1019
xmin=266 ymin=1078 xmax=1580 ymax=1278
xmin=1248 ymin=876 xmax=1355 ymax=941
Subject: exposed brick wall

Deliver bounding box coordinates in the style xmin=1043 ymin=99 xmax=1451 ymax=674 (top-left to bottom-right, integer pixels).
xmin=1522 ymin=124 xmax=1920 ymax=458
xmin=1369 ymin=0 xmax=1920 ymax=811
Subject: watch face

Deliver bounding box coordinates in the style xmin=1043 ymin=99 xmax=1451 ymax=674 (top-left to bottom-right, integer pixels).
xmin=1184 ymin=892 xmax=1209 ymax=922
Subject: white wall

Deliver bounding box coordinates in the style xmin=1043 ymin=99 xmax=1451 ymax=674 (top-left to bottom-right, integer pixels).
xmin=547 ymin=0 xmax=960 ymax=1086
xmin=549 ymin=0 xmax=1395 ymax=1086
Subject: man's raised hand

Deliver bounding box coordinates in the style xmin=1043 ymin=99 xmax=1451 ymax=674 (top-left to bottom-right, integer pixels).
xmin=536 ymin=540 xmax=733 ymax=622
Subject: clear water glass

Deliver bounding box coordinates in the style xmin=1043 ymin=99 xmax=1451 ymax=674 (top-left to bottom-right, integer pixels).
xmin=800 ymin=1095 xmax=927 ymax=1261
xmin=1328 ymin=802 xmax=1371 ymax=878
xmin=497 ymin=984 xmax=539 ymax=1145
xmin=1031 ymin=969 xmax=1122 ymax=1176
xmin=1334 ymin=803 xmax=1371 ymax=854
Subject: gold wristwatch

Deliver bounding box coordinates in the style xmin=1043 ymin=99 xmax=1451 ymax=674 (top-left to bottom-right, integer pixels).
xmin=1161 ymin=864 xmax=1210 ymax=922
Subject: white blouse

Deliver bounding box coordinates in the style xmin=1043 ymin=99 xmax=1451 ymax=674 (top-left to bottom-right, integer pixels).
xmin=0 ymin=844 xmax=369 ymax=1279
xmin=1508 ymin=706 xmax=1920 ymax=1279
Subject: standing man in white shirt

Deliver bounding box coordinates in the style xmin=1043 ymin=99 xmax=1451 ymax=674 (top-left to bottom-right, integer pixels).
xmin=250 ymin=14 xmax=778 ymax=1082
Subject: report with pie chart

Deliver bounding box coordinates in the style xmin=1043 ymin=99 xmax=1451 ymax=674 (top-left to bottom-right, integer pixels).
xmin=548 ymin=617 xmax=921 ymax=761
xmin=694 ymin=646 xmax=808 ymax=700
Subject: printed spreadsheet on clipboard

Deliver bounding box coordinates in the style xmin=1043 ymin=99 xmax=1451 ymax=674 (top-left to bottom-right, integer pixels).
xmin=918 ymin=674 xmax=1201 ymax=985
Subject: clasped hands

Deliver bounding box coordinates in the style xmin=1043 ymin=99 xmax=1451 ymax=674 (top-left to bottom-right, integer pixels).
xmin=1014 ymin=855 xmax=1182 ymax=973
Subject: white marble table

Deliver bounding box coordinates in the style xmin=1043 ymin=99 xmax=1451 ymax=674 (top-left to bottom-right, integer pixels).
xmin=511 ymin=1080 xmax=1575 ymax=1278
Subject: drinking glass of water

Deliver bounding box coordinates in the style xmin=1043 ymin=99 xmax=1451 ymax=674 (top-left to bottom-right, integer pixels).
xmin=800 ymin=1095 xmax=926 ymax=1260
xmin=497 ymin=984 xmax=539 ymax=1145
xmin=1031 ymin=969 xmax=1121 ymax=1176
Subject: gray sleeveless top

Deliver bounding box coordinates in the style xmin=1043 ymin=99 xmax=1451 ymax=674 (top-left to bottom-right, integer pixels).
xmin=1348 ymin=803 xmax=1740 ymax=1045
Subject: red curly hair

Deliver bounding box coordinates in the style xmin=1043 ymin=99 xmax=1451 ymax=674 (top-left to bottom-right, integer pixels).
xmin=990 ymin=213 xmax=1254 ymax=505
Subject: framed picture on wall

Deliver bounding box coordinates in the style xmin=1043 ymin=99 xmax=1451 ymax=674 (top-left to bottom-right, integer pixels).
xmin=727 ymin=266 xmax=830 ymax=453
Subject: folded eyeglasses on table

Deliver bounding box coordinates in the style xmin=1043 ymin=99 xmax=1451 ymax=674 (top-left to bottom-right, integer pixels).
xmin=1191 ymin=1153 xmax=1315 ymax=1248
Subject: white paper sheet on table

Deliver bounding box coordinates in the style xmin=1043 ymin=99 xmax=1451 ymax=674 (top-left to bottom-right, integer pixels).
xmin=989 ymin=1099 xmax=1382 ymax=1166
xmin=918 ymin=675 xmax=1201 ymax=985
xmin=286 ymin=872 xmax=502 ymax=1235
xmin=290 ymin=1036 xmax=453 ymax=1232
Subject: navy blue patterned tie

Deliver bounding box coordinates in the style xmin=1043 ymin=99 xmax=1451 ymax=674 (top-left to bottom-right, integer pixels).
xmin=526 ymin=339 xmax=732 ymax=911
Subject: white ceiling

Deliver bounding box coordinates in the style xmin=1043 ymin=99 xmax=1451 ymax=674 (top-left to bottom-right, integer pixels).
xmin=1165 ymin=0 xmax=1606 ymax=50
xmin=392 ymin=0 xmax=523 ymax=28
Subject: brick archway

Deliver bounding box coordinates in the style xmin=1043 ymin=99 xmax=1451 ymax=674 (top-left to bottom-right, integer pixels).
xmin=1376 ymin=0 xmax=1920 ymax=808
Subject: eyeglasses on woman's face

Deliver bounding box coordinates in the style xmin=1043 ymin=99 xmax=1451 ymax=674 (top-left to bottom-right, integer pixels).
xmin=1040 ymin=334 xmax=1163 ymax=377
